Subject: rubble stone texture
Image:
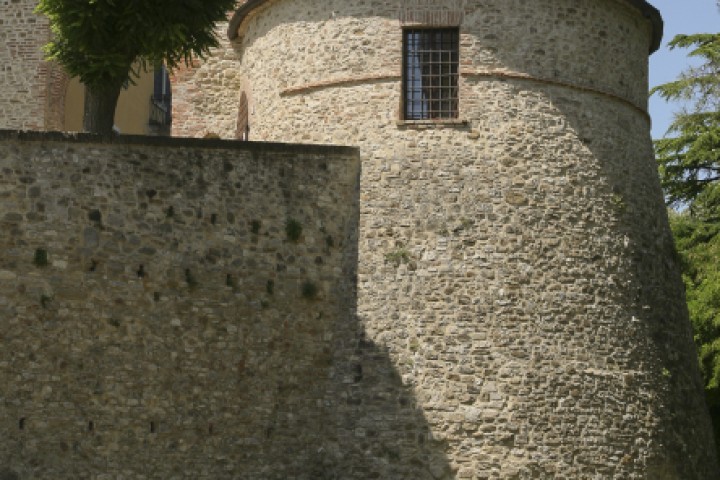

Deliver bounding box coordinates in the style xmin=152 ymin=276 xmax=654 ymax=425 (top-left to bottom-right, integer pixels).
xmin=0 ymin=131 xmax=368 ymax=479
xmin=0 ymin=0 xmax=718 ymax=478
xmin=0 ymin=0 xmax=68 ymax=131
xmin=173 ymin=0 xmax=719 ymax=477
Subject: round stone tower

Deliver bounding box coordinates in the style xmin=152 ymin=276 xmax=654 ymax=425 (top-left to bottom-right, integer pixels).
xmin=201 ymin=0 xmax=717 ymax=477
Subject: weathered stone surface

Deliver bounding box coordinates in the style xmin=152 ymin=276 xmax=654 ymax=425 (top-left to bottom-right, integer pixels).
xmin=0 ymin=271 xmax=17 ymax=281
xmin=0 ymin=1 xmax=66 ymax=131
xmin=0 ymin=132 xmax=431 ymax=480
xmin=171 ymin=0 xmax=718 ymax=478
xmin=1 ymin=0 xmax=718 ymax=478
xmin=0 ymin=468 xmax=19 ymax=480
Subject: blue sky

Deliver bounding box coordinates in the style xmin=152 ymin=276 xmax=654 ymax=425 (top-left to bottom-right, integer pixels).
xmin=649 ymin=0 xmax=719 ymax=139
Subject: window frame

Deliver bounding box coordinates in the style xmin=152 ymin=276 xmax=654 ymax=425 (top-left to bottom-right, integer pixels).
xmin=149 ymin=64 xmax=172 ymax=128
xmin=401 ymin=27 xmax=460 ymax=122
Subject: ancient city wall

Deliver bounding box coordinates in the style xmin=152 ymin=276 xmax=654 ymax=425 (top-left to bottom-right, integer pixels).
xmin=190 ymin=0 xmax=716 ymax=477
xmin=0 ymin=131 xmax=443 ymax=479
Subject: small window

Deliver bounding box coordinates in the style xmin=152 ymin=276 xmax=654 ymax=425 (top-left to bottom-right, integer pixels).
xmin=149 ymin=64 xmax=172 ymax=127
xmin=402 ymin=28 xmax=460 ymax=120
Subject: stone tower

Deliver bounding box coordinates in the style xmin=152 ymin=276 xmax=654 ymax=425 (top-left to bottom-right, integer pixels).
xmin=173 ymin=0 xmax=719 ymax=477
xmin=1 ymin=0 xmax=718 ymax=478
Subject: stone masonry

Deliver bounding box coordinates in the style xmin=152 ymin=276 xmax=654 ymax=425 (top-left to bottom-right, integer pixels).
xmin=0 ymin=131 xmax=397 ymax=479
xmin=0 ymin=0 xmax=64 ymax=131
xmin=171 ymin=0 xmax=719 ymax=478
xmin=0 ymin=0 xmax=718 ymax=478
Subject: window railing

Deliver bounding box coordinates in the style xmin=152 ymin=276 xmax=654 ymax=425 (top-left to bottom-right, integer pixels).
xmin=149 ymin=94 xmax=172 ymax=126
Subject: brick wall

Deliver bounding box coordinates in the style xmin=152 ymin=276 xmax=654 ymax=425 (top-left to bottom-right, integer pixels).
xmin=171 ymin=1 xmax=248 ymax=139
xmin=0 ymin=0 xmax=51 ymax=130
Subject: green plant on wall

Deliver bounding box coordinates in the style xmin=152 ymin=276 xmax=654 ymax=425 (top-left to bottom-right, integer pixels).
xmin=34 ymin=248 xmax=49 ymax=267
xmin=611 ymin=192 xmax=627 ymax=214
xmin=88 ymin=209 xmax=102 ymax=224
xmin=185 ymin=268 xmax=198 ymax=288
xmin=250 ymin=219 xmax=261 ymax=234
xmin=385 ymin=247 xmax=411 ymax=266
xmin=301 ymin=281 xmax=318 ymax=300
xmin=286 ymin=218 xmax=303 ymax=242
xmin=40 ymin=294 xmax=53 ymax=309
xmin=452 ymin=217 xmax=474 ymax=234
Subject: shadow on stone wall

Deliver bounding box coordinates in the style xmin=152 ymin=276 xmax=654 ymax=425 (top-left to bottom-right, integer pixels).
xmin=315 ymin=326 xmax=453 ymax=479
xmin=0 ymin=131 xmax=451 ymax=479
xmin=469 ymin=80 xmax=719 ymax=477
xmin=542 ymin=86 xmax=720 ymax=477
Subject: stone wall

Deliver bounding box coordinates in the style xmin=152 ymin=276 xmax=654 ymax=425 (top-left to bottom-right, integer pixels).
xmin=4 ymin=0 xmax=718 ymax=477
xmin=0 ymin=131 xmax=454 ymax=479
xmin=0 ymin=0 xmax=53 ymax=130
xmin=171 ymin=1 xmax=249 ymax=139
xmin=169 ymin=0 xmax=719 ymax=477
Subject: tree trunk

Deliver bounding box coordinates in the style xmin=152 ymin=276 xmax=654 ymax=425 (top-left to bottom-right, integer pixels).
xmin=83 ymin=83 xmax=123 ymax=135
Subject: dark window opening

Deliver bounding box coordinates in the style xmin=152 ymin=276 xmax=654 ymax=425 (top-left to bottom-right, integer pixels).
xmin=403 ymin=28 xmax=459 ymax=120
xmin=149 ymin=64 xmax=172 ymax=129
xmin=236 ymin=92 xmax=250 ymax=141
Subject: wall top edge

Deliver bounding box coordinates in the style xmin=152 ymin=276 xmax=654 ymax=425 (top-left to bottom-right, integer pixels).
xmin=0 ymin=130 xmax=359 ymax=156
xmin=227 ymin=0 xmax=663 ymax=54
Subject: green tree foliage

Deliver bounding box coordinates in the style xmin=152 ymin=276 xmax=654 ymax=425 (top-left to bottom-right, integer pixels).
xmin=652 ymin=30 xmax=720 ymax=454
xmin=671 ymin=204 xmax=720 ymax=377
xmin=670 ymin=205 xmax=720 ymax=449
xmin=36 ymin=0 xmax=237 ymax=134
xmin=651 ymin=33 xmax=720 ymax=208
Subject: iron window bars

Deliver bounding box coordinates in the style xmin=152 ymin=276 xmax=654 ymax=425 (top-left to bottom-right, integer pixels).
xmin=403 ymin=28 xmax=460 ymax=120
xmin=149 ymin=65 xmax=172 ymax=127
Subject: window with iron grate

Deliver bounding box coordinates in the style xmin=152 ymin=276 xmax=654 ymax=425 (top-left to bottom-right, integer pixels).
xmin=402 ymin=28 xmax=459 ymax=120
